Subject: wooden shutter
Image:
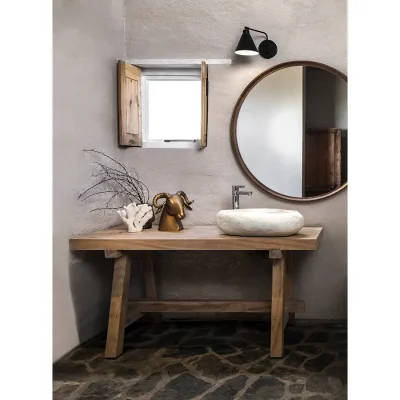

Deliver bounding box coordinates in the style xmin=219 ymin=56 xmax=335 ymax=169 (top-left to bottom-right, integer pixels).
xmin=200 ymin=61 xmax=208 ymax=148
xmin=118 ymin=60 xmax=142 ymax=146
xmin=304 ymin=128 xmax=342 ymax=196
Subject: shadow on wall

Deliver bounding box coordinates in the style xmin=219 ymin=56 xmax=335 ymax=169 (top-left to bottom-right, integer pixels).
xmin=153 ymin=249 xmax=274 ymax=321
xmin=68 ymin=248 xmax=277 ymax=338
xmin=68 ymin=250 xmax=146 ymax=343
xmin=69 ymin=244 xmax=348 ymax=335
xmin=295 ymin=245 xmax=347 ymax=318
xmin=68 ymin=251 xmax=113 ymax=343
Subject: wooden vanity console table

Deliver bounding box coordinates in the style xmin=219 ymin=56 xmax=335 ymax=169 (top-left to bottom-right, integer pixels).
xmin=70 ymin=225 xmax=323 ymax=359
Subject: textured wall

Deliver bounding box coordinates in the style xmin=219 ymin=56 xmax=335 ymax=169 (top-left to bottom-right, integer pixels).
xmin=53 ymin=0 xmax=125 ymax=361
xmin=54 ymin=0 xmax=347 ymax=361
xmin=123 ymin=0 xmax=347 ymax=319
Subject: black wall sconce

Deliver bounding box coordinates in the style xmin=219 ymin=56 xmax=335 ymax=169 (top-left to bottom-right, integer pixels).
xmin=235 ymin=26 xmax=278 ymax=59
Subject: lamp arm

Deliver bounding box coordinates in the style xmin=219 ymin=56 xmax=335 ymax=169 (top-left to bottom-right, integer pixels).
xmin=244 ymin=26 xmax=268 ymax=40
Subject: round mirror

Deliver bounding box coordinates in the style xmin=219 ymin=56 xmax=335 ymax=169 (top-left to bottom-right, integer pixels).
xmin=231 ymin=61 xmax=347 ymax=201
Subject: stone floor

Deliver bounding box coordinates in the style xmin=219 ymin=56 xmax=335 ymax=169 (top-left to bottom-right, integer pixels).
xmin=53 ymin=319 xmax=347 ymax=399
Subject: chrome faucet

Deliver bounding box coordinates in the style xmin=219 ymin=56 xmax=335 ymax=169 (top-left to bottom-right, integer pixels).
xmin=232 ymin=185 xmax=252 ymax=209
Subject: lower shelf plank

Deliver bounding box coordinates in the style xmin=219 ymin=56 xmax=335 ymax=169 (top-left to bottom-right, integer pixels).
xmin=128 ymin=299 xmax=305 ymax=313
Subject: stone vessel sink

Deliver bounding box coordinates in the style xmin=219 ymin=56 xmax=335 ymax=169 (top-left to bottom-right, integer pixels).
xmin=216 ymin=208 xmax=304 ymax=237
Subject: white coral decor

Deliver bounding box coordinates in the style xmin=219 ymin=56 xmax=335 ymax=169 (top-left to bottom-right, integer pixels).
xmin=117 ymin=203 xmax=153 ymax=233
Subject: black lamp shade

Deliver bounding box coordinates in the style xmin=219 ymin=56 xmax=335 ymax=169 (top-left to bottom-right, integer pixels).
xmin=235 ymin=29 xmax=258 ymax=56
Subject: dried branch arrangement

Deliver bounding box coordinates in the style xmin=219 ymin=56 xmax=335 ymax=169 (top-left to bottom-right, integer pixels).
xmin=78 ymin=149 xmax=150 ymax=213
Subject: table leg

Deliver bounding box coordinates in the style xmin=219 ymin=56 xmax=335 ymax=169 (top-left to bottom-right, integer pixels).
xmin=105 ymin=253 xmax=132 ymax=358
xmin=270 ymin=250 xmax=286 ymax=357
xmin=144 ymin=251 xmax=162 ymax=323
xmin=285 ymin=251 xmax=295 ymax=324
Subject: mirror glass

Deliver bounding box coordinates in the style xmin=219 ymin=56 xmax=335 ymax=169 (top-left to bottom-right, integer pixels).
xmin=234 ymin=64 xmax=347 ymax=199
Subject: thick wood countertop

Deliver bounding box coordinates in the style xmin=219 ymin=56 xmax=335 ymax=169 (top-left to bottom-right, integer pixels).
xmin=70 ymin=225 xmax=323 ymax=251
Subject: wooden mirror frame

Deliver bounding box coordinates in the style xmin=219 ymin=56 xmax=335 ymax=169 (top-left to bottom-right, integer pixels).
xmin=230 ymin=61 xmax=348 ymax=202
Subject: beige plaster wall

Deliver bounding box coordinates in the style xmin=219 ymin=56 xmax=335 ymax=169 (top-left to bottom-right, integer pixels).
xmin=53 ymin=0 xmax=347 ymax=360
xmin=122 ymin=0 xmax=347 ymax=320
xmin=53 ymin=0 xmax=125 ymax=361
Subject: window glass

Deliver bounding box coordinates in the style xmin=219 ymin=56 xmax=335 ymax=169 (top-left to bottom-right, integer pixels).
xmin=147 ymin=80 xmax=201 ymax=140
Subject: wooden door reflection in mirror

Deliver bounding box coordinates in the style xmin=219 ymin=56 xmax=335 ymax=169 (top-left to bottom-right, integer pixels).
xmin=231 ymin=61 xmax=347 ymax=201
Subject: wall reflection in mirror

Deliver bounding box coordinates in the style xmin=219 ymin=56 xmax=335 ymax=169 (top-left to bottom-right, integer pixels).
xmin=234 ymin=64 xmax=347 ymax=200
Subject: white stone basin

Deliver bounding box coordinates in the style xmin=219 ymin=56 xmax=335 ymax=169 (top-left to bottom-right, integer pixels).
xmin=216 ymin=208 xmax=304 ymax=237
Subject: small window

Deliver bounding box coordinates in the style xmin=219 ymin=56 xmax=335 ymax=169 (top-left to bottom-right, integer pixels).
xmin=142 ymin=69 xmax=201 ymax=147
xmin=117 ymin=61 xmax=208 ymax=149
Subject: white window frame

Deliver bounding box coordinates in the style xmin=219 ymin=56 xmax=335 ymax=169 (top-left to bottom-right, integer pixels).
xmin=141 ymin=68 xmax=202 ymax=149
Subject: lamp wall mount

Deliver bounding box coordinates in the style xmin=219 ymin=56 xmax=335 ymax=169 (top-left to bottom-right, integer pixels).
xmin=235 ymin=26 xmax=278 ymax=60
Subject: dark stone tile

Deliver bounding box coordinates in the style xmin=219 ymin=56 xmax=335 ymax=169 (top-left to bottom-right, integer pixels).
xmin=151 ymin=389 xmax=181 ymax=400
xmin=241 ymin=331 xmax=269 ymax=346
xmin=333 ymin=331 xmax=347 ymax=342
xmin=203 ymin=375 xmax=247 ymax=399
xmin=292 ymin=320 xmax=320 ymax=329
xmin=211 ymin=345 xmax=236 ymax=355
xmin=165 ymin=363 xmax=188 ymax=377
xmin=151 ymin=389 xmax=183 ymax=400
xmin=326 ymin=342 xmax=347 ymax=351
xmin=78 ymin=380 xmax=123 ymax=399
xmin=117 ymin=348 xmax=160 ymax=363
xmin=289 ymin=383 xmax=304 ymax=394
xmin=325 ymin=364 xmax=348 ymax=385
xmin=154 ymin=331 xmax=189 ymax=347
xmin=173 ymin=321 xmax=216 ymax=330
xmin=214 ymin=323 xmax=238 ymax=337
xmin=306 ymin=374 xmax=344 ymax=395
xmin=284 ymin=353 xmax=307 ymax=368
xmin=152 ymin=372 xmax=211 ymax=400
xmin=247 ymin=357 xmax=279 ymax=374
xmin=124 ymin=332 xmax=155 ymax=346
xmin=270 ymin=366 xmax=309 ymax=383
xmin=297 ymin=345 xmax=323 ymax=356
xmin=324 ymin=322 xmax=347 ymax=330
xmin=284 ymin=329 xmax=305 ymax=345
xmin=143 ymin=324 xmax=172 ymax=336
xmin=192 ymin=354 xmax=238 ymax=379
xmin=53 ymin=362 xmax=91 ymax=382
xmin=124 ymin=327 xmax=149 ymax=340
xmin=126 ymin=372 xmax=162 ymax=397
xmin=304 ymin=353 xmax=336 ymax=372
xmin=180 ymin=337 xmax=219 ymax=347
xmin=242 ymin=376 xmax=285 ymax=399
xmin=53 ymin=383 xmax=80 ymax=400
xmin=162 ymin=346 xmax=208 ymax=358
xmin=332 ymin=395 xmax=347 ymax=400
xmin=226 ymin=348 xmax=266 ymax=365
xmin=277 ymin=348 xmax=291 ymax=359
xmin=80 ymin=340 xmax=106 ymax=349
xmin=69 ymin=348 xmax=102 ymax=362
xmin=338 ymin=351 xmax=347 ymax=362
xmin=90 ymin=358 xmax=139 ymax=379
xmin=305 ymin=331 xmax=330 ymax=343
xmin=113 ymin=365 xmax=139 ymax=379
xmin=239 ymin=321 xmax=270 ymax=333
xmin=52 ymin=320 xmax=347 ymax=400
xmin=230 ymin=339 xmax=252 ymax=349
xmin=190 ymin=328 xmax=212 ymax=338
xmin=86 ymin=357 xmax=115 ymax=375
